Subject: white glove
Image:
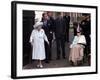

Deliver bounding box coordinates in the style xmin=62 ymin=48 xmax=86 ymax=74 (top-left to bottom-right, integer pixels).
xmin=47 ymin=41 xmax=49 ymax=45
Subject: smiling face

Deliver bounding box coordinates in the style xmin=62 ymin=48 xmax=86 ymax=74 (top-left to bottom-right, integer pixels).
xmin=37 ymin=25 xmax=42 ymax=31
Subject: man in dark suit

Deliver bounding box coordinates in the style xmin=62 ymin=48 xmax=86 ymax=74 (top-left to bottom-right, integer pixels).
xmin=42 ymin=13 xmax=53 ymax=63
xmin=54 ymin=12 xmax=66 ymax=59
xmin=47 ymin=12 xmax=55 ymax=32
xmin=47 ymin=12 xmax=55 ymax=60
xmin=63 ymin=13 xmax=70 ymax=42
xmin=80 ymin=14 xmax=91 ymax=57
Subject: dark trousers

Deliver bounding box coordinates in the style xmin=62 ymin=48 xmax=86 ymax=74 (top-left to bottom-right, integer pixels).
xmin=66 ymin=28 xmax=69 ymax=42
xmin=56 ymin=37 xmax=65 ymax=59
xmin=45 ymin=40 xmax=52 ymax=61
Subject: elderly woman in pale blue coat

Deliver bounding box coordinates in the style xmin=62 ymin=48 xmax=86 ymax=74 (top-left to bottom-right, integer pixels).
xmin=30 ymin=22 xmax=49 ymax=68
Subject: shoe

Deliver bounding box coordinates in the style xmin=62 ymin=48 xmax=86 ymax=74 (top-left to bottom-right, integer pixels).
xmin=69 ymin=61 xmax=74 ymax=66
xmin=45 ymin=61 xmax=50 ymax=63
xmin=36 ymin=65 xmax=40 ymax=68
xmin=40 ymin=65 xmax=43 ymax=68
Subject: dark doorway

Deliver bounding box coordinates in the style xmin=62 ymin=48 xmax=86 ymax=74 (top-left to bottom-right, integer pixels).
xmin=23 ymin=10 xmax=35 ymax=66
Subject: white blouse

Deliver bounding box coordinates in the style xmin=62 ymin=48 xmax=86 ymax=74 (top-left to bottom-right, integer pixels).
xmin=70 ymin=35 xmax=86 ymax=48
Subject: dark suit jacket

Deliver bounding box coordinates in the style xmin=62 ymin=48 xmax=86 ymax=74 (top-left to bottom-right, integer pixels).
xmin=54 ymin=17 xmax=66 ymax=39
xmin=80 ymin=19 xmax=91 ymax=36
xmin=63 ymin=16 xmax=70 ymax=30
xmin=49 ymin=17 xmax=55 ymax=32
xmin=42 ymin=19 xmax=53 ymax=41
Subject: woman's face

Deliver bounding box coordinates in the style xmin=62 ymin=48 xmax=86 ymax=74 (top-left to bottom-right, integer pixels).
xmin=37 ymin=26 xmax=42 ymax=30
xmin=77 ymin=32 xmax=81 ymax=36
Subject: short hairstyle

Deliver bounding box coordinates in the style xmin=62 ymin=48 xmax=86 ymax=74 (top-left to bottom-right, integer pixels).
xmin=42 ymin=13 xmax=47 ymax=17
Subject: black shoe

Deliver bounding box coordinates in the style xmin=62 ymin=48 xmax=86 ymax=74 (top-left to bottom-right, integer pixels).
xmin=63 ymin=56 xmax=66 ymax=59
xmin=45 ymin=61 xmax=50 ymax=63
xmin=69 ymin=61 xmax=74 ymax=66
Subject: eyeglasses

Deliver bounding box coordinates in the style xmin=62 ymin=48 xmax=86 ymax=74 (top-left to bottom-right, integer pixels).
xmin=77 ymin=32 xmax=81 ymax=33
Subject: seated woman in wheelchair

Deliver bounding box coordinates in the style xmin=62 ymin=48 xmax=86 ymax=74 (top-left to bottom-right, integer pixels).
xmin=69 ymin=30 xmax=86 ymax=66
